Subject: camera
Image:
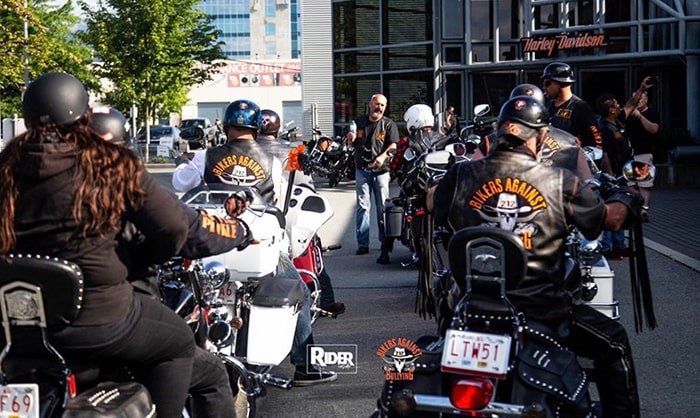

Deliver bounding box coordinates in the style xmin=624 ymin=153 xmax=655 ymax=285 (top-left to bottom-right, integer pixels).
xmin=647 ymin=75 xmax=659 ymax=86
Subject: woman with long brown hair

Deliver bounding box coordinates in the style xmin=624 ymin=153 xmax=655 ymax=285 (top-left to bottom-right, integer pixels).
xmin=0 ymin=72 xmax=195 ymax=416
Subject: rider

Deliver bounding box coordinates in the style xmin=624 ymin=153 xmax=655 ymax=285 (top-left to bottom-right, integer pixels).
xmin=430 ymin=96 xmax=643 ymax=418
xmin=91 ymin=106 xmax=254 ymax=418
xmin=0 ymin=72 xmax=194 ymax=417
xmin=258 ymin=108 xmax=345 ymax=315
xmin=377 ymin=104 xmax=438 ymax=265
xmin=510 ymin=83 xmax=593 ymax=179
xmin=172 ymin=99 xmax=337 ymax=386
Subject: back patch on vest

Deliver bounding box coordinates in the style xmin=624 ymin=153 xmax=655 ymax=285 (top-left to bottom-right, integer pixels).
xmin=467 ymin=177 xmax=548 ymax=249
xmin=211 ymin=154 xmax=267 ymax=186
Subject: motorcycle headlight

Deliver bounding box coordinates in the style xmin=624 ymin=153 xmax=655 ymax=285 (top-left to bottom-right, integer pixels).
xmin=579 ymin=239 xmax=603 ymax=265
xmin=203 ymin=261 xmax=229 ymax=289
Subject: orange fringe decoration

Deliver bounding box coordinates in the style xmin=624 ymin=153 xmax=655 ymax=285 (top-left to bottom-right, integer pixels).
xmin=285 ymin=144 xmax=306 ymax=171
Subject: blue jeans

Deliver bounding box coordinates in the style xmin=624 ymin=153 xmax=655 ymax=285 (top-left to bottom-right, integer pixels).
xmin=602 ymin=229 xmax=626 ymax=251
xmin=355 ymin=168 xmax=390 ymax=248
xmin=278 ymin=254 xmax=314 ymax=366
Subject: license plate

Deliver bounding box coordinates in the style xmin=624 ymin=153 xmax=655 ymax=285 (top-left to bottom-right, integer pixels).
xmin=218 ymin=281 xmax=237 ymax=304
xmin=0 ymin=384 xmax=39 ymax=418
xmin=441 ymin=329 xmax=512 ymax=379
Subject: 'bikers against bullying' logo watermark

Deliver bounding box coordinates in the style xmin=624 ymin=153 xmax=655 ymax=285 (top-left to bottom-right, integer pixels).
xmin=307 ymin=344 xmax=358 ymax=374
xmin=376 ymin=338 xmax=422 ymax=381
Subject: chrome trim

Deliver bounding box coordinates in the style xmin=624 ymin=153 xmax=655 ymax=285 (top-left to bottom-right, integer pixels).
xmin=413 ymin=394 xmax=525 ymax=417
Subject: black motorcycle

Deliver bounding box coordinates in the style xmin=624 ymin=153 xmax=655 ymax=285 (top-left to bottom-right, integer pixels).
xmin=0 ymin=255 xmax=155 ymax=417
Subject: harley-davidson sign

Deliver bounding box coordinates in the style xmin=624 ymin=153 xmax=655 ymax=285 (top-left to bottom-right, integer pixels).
xmin=521 ymin=33 xmax=609 ymax=57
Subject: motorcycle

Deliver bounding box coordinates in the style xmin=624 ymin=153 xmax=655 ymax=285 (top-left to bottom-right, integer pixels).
xmin=291 ymin=127 xmax=355 ymax=188
xmin=173 ymin=185 xmax=304 ymax=418
xmin=373 ymin=160 xmax=657 ymax=418
xmin=0 ymin=254 xmax=155 ymax=417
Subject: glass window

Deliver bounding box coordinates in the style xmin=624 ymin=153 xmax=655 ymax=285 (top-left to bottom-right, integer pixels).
xmin=333 ymin=0 xmax=380 ymax=49
xmin=534 ymin=5 xmax=557 ymax=30
xmin=266 ymin=23 xmax=276 ymax=36
xmin=334 ymin=50 xmax=381 ymax=74
xmin=334 ymin=75 xmax=382 ymax=132
xmin=444 ymin=45 xmax=463 ymax=64
xmin=471 ymin=44 xmax=492 ymax=63
xmin=383 ymin=71 xmax=434 ymax=125
xmin=498 ymin=0 xmax=519 ymax=40
xmin=265 ymin=0 xmax=276 ymax=17
xmin=383 ymin=44 xmax=432 ymax=71
xmin=383 ymin=0 xmax=432 ymax=45
xmin=442 ymin=0 xmax=464 ymax=39
xmin=472 ymin=72 xmax=517 ymax=114
xmin=265 ymin=41 xmax=277 ymax=58
xmin=605 ymin=0 xmax=631 ymax=23
xmin=471 ymin=0 xmax=491 ymax=40
xmin=444 ymin=73 xmax=463 ymax=117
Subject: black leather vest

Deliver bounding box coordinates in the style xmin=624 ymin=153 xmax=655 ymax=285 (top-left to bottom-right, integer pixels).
xmin=204 ymin=140 xmax=276 ymax=202
xmin=538 ymin=126 xmax=579 ymax=172
xmin=443 ymin=147 xmax=573 ymax=320
xmin=547 ymin=95 xmax=582 ymax=136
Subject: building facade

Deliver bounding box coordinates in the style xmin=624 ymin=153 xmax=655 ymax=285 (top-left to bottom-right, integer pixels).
xmin=326 ymin=0 xmax=700 ymax=152
xmin=183 ymin=0 xmax=303 ymax=127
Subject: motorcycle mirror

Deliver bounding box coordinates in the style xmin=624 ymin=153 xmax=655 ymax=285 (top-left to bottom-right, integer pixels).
xmin=404 ymin=148 xmax=416 ymax=162
xmin=622 ymin=160 xmax=656 ymax=183
xmin=583 ymin=146 xmax=604 ymax=161
xmin=445 ymin=143 xmax=466 ymax=157
xmin=473 ymin=104 xmax=490 ymax=117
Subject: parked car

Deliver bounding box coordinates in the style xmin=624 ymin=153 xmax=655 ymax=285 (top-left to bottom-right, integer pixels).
xmin=136 ymin=125 xmax=186 ymax=157
xmin=179 ymin=117 xmax=218 ymax=149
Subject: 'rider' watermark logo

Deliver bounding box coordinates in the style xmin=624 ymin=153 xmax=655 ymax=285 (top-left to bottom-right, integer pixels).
xmin=307 ymin=344 xmax=358 ymax=374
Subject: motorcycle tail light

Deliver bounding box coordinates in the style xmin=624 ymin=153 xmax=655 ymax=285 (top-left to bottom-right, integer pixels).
xmin=450 ymin=377 xmax=494 ymax=411
xmin=68 ymin=373 xmax=77 ymax=397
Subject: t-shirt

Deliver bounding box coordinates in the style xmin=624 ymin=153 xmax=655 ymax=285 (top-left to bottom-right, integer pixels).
xmin=625 ymin=108 xmax=660 ymax=155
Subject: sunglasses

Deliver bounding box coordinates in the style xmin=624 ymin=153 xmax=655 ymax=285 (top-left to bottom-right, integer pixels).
xmin=543 ymin=80 xmax=555 ymax=87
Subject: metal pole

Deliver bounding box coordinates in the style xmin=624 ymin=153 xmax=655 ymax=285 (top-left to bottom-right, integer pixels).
xmin=23 ymin=0 xmax=29 ymax=90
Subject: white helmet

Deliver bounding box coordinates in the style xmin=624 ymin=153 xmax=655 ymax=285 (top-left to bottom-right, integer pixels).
xmin=403 ymin=104 xmax=434 ymax=132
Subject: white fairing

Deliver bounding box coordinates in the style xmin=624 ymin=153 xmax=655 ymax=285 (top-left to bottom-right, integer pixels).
xmin=183 ymin=189 xmax=288 ymax=280
xmin=285 ymin=185 xmax=334 ymax=258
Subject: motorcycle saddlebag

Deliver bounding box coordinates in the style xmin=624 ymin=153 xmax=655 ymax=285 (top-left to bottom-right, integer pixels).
xmin=247 ymin=277 xmax=305 ymax=365
xmin=63 ymin=381 xmax=155 ymax=418
xmin=512 ymin=342 xmax=591 ymax=418
xmin=384 ymin=201 xmax=404 ymax=238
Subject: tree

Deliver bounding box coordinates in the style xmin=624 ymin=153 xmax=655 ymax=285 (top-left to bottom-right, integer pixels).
xmin=78 ymin=0 xmax=224 ymax=126
xmin=0 ymin=0 xmax=95 ymax=118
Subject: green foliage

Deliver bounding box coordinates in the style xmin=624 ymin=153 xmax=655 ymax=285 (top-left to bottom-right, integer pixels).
xmin=78 ymin=0 xmax=224 ymax=125
xmin=0 ymin=0 xmax=95 ymax=117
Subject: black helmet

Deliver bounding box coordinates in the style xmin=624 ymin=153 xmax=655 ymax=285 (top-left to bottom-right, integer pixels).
xmin=498 ymin=96 xmax=549 ymax=130
xmin=90 ymin=106 xmax=128 ymax=144
xmin=223 ymin=100 xmax=262 ymax=130
xmin=540 ymin=62 xmax=575 ymax=83
xmin=22 ymin=72 xmax=90 ymax=127
xmin=260 ymin=109 xmax=281 ymax=136
xmin=510 ymin=83 xmax=545 ymax=105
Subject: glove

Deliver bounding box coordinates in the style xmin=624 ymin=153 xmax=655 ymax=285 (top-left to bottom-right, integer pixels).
xmin=606 ymin=186 xmax=645 ymax=228
xmin=235 ymin=219 xmax=257 ymax=251
xmin=595 ymin=172 xmax=619 ymax=199
xmin=224 ymin=189 xmax=254 ymax=218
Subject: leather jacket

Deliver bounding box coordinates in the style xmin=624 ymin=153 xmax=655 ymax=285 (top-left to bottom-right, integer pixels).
xmin=204 ymin=140 xmax=276 ymax=202
xmin=433 ymin=143 xmax=606 ymax=321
